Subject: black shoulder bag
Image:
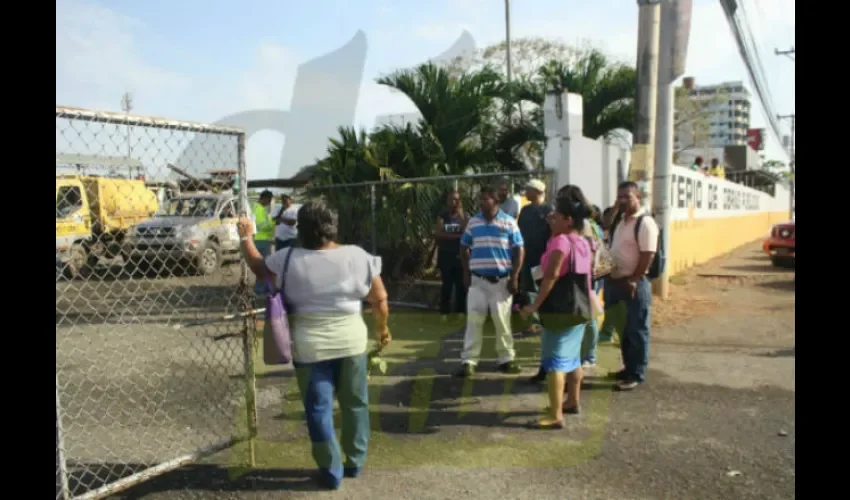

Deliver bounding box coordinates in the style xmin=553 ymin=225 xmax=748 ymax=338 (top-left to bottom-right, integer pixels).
xmin=537 ymin=239 xmax=592 ymax=330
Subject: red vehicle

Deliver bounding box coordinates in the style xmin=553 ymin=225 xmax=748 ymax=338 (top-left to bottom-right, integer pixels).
xmin=762 ymin=220 xmax=795 ymax=267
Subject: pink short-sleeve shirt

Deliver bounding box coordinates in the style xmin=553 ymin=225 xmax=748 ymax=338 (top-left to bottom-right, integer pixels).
xmin=540 ymin=233 xmax=593 ymax=278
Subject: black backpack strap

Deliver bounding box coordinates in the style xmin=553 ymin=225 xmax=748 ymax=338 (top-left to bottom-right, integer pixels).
xmin=633 ymin=214 xmax=645 ymax=242
xmin=608 ymin=212 xmax=623 ymax=248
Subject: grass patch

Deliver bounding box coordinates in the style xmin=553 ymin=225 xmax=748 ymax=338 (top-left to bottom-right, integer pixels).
xmin=231 ymin=312 xmax=621 ymax=473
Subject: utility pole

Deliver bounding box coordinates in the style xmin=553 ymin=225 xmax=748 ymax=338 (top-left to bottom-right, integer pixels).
xmin=777 ymin=113 xmax=795 ymax=218
xmin=775 ymin=48 xmax=794 ymax=218
xmin=504 ymin=0 xmax=512 ymax=86
xmin=629 ymin=0 xmax=662 ymax=207
xmin=652 ymin=0 xmax=693 ymax=300
xmin=505 ymin=0 xmax=520 ymax=124
xmin=120 ymin=92 xmax=133 ymax=162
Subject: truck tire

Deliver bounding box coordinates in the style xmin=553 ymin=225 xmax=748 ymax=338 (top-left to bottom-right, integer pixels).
xmin=195 ymin=240 xmax=221 ymax=275
xmin=66 ymin=244 xmax=87 ymax=280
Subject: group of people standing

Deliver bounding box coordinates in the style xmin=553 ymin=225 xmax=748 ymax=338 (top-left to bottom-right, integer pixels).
xmin=249 ymin=190 xmax=301 ymax=295
xmin=691 ymin=155 xmax=726 ymax=179
xmin=435 ymin=178 xmax=659 ymax=429
xmin=232 ymin=177 xmax=658 ymax=489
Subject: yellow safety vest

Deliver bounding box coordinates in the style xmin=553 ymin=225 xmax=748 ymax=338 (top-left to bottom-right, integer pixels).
xmin=252 ymin=202 xmax=274 ymax=241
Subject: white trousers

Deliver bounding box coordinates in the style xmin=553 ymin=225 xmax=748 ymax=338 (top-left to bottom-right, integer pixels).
xmin=461 ymin=275 xmax=516 ymax=366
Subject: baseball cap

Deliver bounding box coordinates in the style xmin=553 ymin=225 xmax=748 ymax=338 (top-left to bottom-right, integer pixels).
xmin=524 ymin=179 xmax=546 ymax=193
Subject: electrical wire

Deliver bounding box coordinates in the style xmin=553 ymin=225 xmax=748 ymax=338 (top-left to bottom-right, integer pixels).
xmin=718 ymin=0 xmax=783 ymax=145
xmin=738 ymin=1 xmax=774 ymax=107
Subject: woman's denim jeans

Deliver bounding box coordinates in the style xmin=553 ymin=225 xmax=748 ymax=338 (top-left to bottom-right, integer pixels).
xmin=293 ymin=353 xmax=370 ymax=489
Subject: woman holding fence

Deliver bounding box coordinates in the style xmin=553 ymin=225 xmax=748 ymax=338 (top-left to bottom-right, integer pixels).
xmin=237 ymin=200 xmax=391 ymax=490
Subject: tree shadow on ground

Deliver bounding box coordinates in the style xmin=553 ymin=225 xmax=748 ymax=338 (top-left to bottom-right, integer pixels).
xmin=756 ymin=279 xmax=795 ymax=292
xmin=754 ymin=347 xmax=795 ymax=358
xmin=717 ymin=263 xmax=793 ymax=274
xmin=269 ymin=314 xmax=615 ymax=435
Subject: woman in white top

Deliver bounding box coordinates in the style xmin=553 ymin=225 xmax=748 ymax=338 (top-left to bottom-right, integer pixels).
xmin=237 ymin=200 xmax=390 ymax=490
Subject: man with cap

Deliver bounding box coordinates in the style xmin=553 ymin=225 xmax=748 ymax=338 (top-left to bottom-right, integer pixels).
xmin=252 ymin=190 xmax=275 ymax=295
xmin=516 ymin=179 xmax=550 ymax=336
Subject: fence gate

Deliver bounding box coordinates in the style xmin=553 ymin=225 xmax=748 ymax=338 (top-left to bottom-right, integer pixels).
xmin=55 ymin=106 xmax=257 ymax=499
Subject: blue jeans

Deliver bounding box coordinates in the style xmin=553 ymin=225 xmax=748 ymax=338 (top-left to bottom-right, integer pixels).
xmin=581 ymin=280 xmax=604 ymax=364
xmin=293 ymin=353 xmax=370 ymax=489
xmin=253 ymin=240 xmax=273 ymax=295
xmin=603 ymin=277 xmax=652 ymax=383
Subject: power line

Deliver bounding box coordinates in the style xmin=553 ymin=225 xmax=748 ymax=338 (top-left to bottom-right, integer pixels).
xmin=718 ymin=0 xmax=783 ymax=146
xmin=738 ymin=1 xmax=774 ymax=106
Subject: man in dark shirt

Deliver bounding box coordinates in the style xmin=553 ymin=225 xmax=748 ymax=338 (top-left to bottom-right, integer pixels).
xmin=517 ymin=179 xmax=551 ymax=336
xmin=435 ymin=189 xmax=469 ymax=318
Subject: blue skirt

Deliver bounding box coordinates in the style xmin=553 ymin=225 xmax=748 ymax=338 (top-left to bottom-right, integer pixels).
xmin=541 ymin=323 xmax=586 ymax=373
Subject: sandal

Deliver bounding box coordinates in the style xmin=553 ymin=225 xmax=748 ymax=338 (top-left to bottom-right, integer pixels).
xmin=542 ymin=404 xmax=581 ymax=415
xmin=527 ymin=419 xmax=565 ymax=430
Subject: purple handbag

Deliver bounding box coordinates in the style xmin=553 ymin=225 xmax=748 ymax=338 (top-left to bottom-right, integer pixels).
xmin=262 ymin=248 xmax=294 ymax=365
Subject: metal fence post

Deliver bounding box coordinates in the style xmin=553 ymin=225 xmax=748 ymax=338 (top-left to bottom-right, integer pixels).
xmin=237 ymin=133 xmax=258 ymax=468
xmin=370 ymin=184 xmax=377 ymax=255
xmin=56 ymin=375 xmax=70 ymax=500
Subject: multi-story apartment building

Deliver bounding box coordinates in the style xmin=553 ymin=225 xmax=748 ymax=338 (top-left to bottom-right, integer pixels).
xmin=674 ymin=78 xmax=752 ymax=151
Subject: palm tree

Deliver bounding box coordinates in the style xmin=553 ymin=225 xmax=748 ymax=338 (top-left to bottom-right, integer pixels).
xmin=376 ymin=63 xmax=506 ymax=175
xmin=515 ymin=48 xmax=637 ymax=140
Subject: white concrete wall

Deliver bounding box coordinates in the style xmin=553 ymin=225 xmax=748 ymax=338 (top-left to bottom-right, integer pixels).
xmin=543 ymin=91 xmax=790 ymax=220
xmin=542 ymin=91 xmax=628 ymax=209
xmin=668 ymin=166 xmax=789 ymax=220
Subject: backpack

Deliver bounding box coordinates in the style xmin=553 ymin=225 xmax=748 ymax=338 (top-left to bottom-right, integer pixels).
xmin=609 ymin=213 xmax=666 ymax=280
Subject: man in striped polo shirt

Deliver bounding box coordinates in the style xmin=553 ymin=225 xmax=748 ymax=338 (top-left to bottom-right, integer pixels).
xmin=456 ymin=186 xmax=526 ymax=378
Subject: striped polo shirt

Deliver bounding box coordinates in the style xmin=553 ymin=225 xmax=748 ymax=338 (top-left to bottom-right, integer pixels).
xmin=460 ymin=210 xmax=524 ymax=277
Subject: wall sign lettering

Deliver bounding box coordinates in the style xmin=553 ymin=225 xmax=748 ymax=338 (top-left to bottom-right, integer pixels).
xmin=670 ymin=173 xmax=762 ymax=214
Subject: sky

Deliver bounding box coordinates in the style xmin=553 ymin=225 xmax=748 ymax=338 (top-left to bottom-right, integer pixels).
xmin=56 ymin=0 xmax=795 ymax=181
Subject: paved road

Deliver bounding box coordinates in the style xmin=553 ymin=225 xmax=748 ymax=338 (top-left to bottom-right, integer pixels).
xmin=70 ymin=243 xmax=795 ymax=500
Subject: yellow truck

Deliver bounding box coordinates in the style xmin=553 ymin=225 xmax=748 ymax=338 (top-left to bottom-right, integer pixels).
xmin=56 ymin=175 xmax=159 ymax=278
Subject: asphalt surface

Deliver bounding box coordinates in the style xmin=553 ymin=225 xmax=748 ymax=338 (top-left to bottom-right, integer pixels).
xmin=57 ymin=243 xmax=795 ymax=500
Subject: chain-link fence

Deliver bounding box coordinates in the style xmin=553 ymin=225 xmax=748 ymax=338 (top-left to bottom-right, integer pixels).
xmin=56 ymin=106 xmax=257 ymax=500
xmin=306 ymin=170 xmax=558 ymax=307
